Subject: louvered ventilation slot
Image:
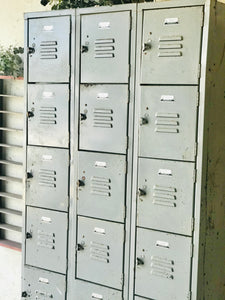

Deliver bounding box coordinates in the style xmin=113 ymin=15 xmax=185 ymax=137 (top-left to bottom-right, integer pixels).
xmin=39 ymin=107 xmax=57 ymax=125
xmin=158 ymin=35 xmax=183 ymax=57
xmin=39 ymin=169 xmax=56 ymax=188
xmin=91 ymin=176 xmax=111 ymax=197
xmin=93 ymin=108 xmax=113 ymax=128
xmin=153 ymin=185 xmax=177 ymax=207
xmin=90 ymin=241 xmax=110 ymax=264
xmin=155 ymin=112 xmax=180 ymax=133
xmin=94 ymin=38 xmax=115 ymax=58
xmin=40 ymin=41 xmax=58 ymax=59
xmin=150 ymin=256 xmax=175 ymax=280
xmin=37 ymin=230 xmax=55 ymax=250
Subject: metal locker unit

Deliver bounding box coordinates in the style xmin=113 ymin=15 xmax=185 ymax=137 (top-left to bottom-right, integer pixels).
xmin=139 ymin=86 xmax=198 ymax=161
xmin=130 ymin=1 xmax=225 ymax=300
xmin=25 ymin=207 xmax=68 ymax=274
xmin=77 ymin=151 xmax=126 ymax=222
xmin=80 ymin=11 xmax=131 ymax=83
xmin=68 ymin=4 xmax=136 ymax=300
xmin=77 ymin=216 xmax=124 ymax=290
xmin=79 ymin=84 xmax=128 ymax=154
xmin=137 ymin=157 xmax=195 ymax=236
xmin=27 ymin=84 xmax=69 ymax=148
xmin=22 ymin=266 xmax=66 ymax=299
xmin=28 ymin=16 xmax=70 ymax=83
xmin=135 ymin=228 xmax=192 ymax=300
xmin=75 ymin=280 xmax=122 ymax=299
xmin=26 ymin=146 xmax=69 ymax=211
xmin=23 ymin=9 xmax=75 ymax=300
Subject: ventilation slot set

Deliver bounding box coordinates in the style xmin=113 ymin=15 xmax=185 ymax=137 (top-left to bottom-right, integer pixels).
xmin=153 ymin=185 xmax=177 ymax=207
xmin=94 ymin=38 xmax=115 ymax=58
xmin=155 ymin=112 xmax=180 ymax=133
xmin=93 ymin=108 xmax=113 ymax=128
xmin=91 ymin=176 xmax=111 ymax=197
xmin=158 ymin=35 xmax=183 ymax=57
xmin=90 ymin=241 xmax=110 ymax=264
xmin=40 ymin=41 xmax=58 ymax=60
xmin=38 ymin=169 xmax=56 ymax=188
xmin=150 ymin=256 xmax=175 ymax=280
xmin=39 ymin=107 xmax=57 ymax=125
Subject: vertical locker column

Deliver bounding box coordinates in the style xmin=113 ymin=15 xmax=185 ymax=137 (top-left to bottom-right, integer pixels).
xmin=70 ymin=6 xmax=136 ymax=300
xmin=22 ymin=12 xmax=74 ymax=299
xmin=133 ymin=5 xmax=203 ymax=300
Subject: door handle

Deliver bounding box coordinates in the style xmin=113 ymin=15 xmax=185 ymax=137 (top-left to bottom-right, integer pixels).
xmin=140 ymin=117 xmax=148 ymax=126
xmin=27 ymin=111 xmax=34 ymax=118
xmin=26 ymin=232 xmax=32 ymax=239
xmin=28 ymin=47 xmax=35 ymax=54
xmin=78 ymin=179 xmax=85 ymax=187
xmin=138 ymin=188 xmax=146 ymax=196
xmin=80 ymin=113 xmax=87 ymax=121
xmin=77 ymin=243 xmax=84 ymax=251
xmin=143 ymin=40 xmax=152 ymax=52
xmin=81 ymin=45 xmax=89 ymax=53
xmin=27 ymin=172 xmax=33 ymax=179
xmin=137 ymin=257 xmax=144 ymax=265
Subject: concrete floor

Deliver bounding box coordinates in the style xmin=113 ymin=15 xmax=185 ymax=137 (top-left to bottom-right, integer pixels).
xmin=0 ymin=246 xmax=21 ymax=299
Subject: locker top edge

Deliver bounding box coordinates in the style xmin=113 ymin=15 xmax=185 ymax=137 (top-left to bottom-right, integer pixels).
xmin=138 ymin=0 xmax=207 ymax=10
xmin=24 ymin=9 xmax=75 ymax=20
xmin=77 ymin=3 xmax=136 ymax=15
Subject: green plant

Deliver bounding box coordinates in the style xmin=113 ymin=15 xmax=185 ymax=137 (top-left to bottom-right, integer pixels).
xmin=41 ymin=0 xmax=143 ymax=9
xmin=0 ymin=46 xmax=24 ymax=78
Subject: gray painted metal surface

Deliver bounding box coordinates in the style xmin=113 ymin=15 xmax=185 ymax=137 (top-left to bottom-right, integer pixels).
xmin=135 ymin=228 xmax=192 ymax=300
xmin=22 ymin=266 xmax=66 ymax=299
xmin=79 ymin=84 xmax=128 ymax=154
xmin=26 ymin=207 xmax=67 ymax=274
xmin=26 ymin=146 xmax=69 ymax=211
xmin=77 ymin=151 xmax=126 ymax=222
xmin=77 ymin=216 xmax=124 ymax=290
xmin=28 ymin=84 xmax=69 ymax=148
xmin=28 ymin=16 xmax=70 ymax=83
xmin=23 ymin=2 xmax=225 ymax=300
xmin=81 ymin=11 xmax=130 ymax=83
xmin=137 ymin=157 xmax=195 ymax=235
xmin=74 ymin=280 xmax=122 ymax=299
xmin=139 ymin=86 xmax=199 ymax=161
xmin=141 ymin=6 xmax=203 ymax=85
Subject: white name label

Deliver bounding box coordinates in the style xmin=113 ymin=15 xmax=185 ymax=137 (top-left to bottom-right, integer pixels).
xmin=43 ymin=25 xmax=54 ymax=31
xmin=98 ymin=22 xmax=110 ymax=29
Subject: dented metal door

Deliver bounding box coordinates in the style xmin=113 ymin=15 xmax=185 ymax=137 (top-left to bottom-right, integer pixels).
xmin=79 ymin=84 xmax=128 ymax=154
xmin=26 ymin=146 xmax=69 ymax=211
xmin=28 ymin=16 xmax=70 ymax=83
xmin=78 ymin=151 xmax=126 ymax=222
xmin=22 ymin=266 xmax=66 ymax=299
xmin=81 ymin=12 xmax=130 ymax=83
xmin=137 ymin=158 xmax=195 ymax=236
xmin=75 ymin=280 xmax=122 ymax=300
xmin=135 ymin=228 xmax=192 ymax=300
xmin=77 ymin=217 xmax=124 ymax=290
xmin=141 ymin=7 xmax=203 ymax=84
xmin=28 ymin=84 xmax=69 ymax=148
xmin=139 ymin=86 xmax=198 ymax=161
xmin=26 ymin=207 xmax=67 ymax=274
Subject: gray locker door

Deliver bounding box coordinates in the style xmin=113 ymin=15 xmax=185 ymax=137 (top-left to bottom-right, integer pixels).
xmin=81 ymin=12 xmax=130 ymax=83
xmin=22 ymin=266 xmax=66 ymax=299
xmin=28 ymin=16 xmax=70 ymax=83
xmin=135 ymin=228 xmax=192 ymax=300
xmin=137 ymin=158 xmax=195 ymax=236
xmin=28 ymin=84 xmax=69 ymax=148
xmin=79 ymin=84 xmax=128 ymax=154
xmin=26 ymin=146 xmax=69 ymax=212
xmin=74 ymin=280 xmax=122 ymax=300
xmin=139 ymin=86 xmax=198 ymax=161
xmin=26 ymin=207 xmax=67 ymax=274
xmin=141 ymin=7 xmax=203 ymax=84
xmin=77 ymin=216 xmax=124 ymax=290
xmin=78 ymin=151 xmax=126 ymax=223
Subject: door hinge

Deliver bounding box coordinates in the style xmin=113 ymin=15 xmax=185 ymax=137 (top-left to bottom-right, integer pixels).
xmin=201 ymin=9 xmax=204 ymax=27
xmin=197 ymin=91 xmax=200 ymax=107
xmin=198 ymin=64 xmax=201 ymax=79
xmin=128 ymin=63 xmax=131 ymax=79
xmin=194 ymin=142 xmax=198 ymax=158
xmin=191 ymin=217 xmax=195 ymax=232
xmin=193 ymin=169 xmax=197 ymax=183
xmin=188 ymin=290 xmax=192 ymax=300
xmin=190 ymin=243 xmax=194 ymax=258
xmin=126 ymin=136 xmax=129 ymax=150
xmin=123 ymin=206 xmax=126 ymax=219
